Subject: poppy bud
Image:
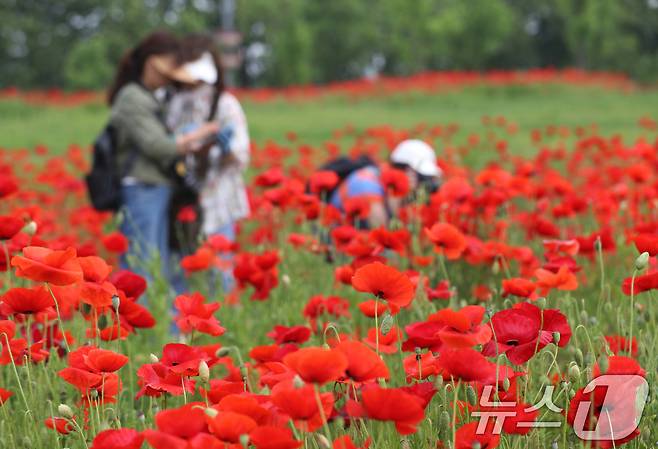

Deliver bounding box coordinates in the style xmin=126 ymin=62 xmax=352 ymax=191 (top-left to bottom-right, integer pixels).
xmin=199 ymin=360 xmax=209 ymax=383
xmin=598 ymin=355 xmax=609 ymax=374
xmin=502 ymin=377 xmax=511 ymax=391
xmin=472 ymin=442 xmax=482 ymax=449
xmin=282 ymin=274 xmax=291 ymax=286
xmin=465 ymin=385 xmax=477 ymax=405
xmin=551 ymin=441 xmax=558 ymax=449
xmin=111 ymin=295 xmax=121 ymax=310
xmin=400 ymin=439 xmax=411 ymax=449
xmin=535 ymin=297 xmax=546 ymax=309
xmin=293 ymin=375 xmax=305 ymax=389
xmin=204 ymin=407 xmax=218 ymax=418
xmin=439 ymin=410 xmax=451 ymax=429
xmin=22 ymin=221 xmax=37 ymax=236
xmin=574 ymin=348 xmax=583 ymax=366
xmin=239 ymin=434 xmax=250 ymax=448
xmin=216 ymin=347 xmax=231 ymax=357
xmin=635 ymin=252 xmax=650 ymax=271
xmin=491 ymin=261 xmax=499 ymax=275
xmin=317 ymin=434 xmax=331 ymax=449
xmin=415 ymin=347 xmax=422 ymax=361
xmin=552 ymin=332 xmax=561 ymax=344
xmin=149 ymin=353 xmax=159 ymax=363
xmin=58 ymin=404 xmax=74 ymax=419
xmin=593 ymin=237 xmax=602 ymax=252
xmin=584 ymin=352 xmax=594 ymax=367
xmin=380 ymin=313 xmax=393 ymax=335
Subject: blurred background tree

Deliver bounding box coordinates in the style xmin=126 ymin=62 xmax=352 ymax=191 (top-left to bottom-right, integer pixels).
xmin=1 ymin=0 xmax=657 ymax=89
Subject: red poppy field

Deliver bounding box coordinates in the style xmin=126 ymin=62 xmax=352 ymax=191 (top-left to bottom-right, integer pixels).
xmin=1 ymin=73 xmax=658 ymax=449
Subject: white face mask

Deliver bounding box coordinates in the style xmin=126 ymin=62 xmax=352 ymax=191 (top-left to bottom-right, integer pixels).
xmin=183 ymin=52 xmax=218 ymax=85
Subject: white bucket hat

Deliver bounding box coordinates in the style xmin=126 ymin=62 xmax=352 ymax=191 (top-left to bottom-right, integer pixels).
xmin=182 ymin=52 xmax=218 ymax=84
xmin=390 ymin=139 xmax=441 ymax=177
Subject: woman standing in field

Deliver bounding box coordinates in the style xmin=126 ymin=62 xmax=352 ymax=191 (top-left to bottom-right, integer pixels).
xmin=108 ymin=31 xmax=220 ymax=277
xmin=167 ymin=34 xmax=251 ymax=292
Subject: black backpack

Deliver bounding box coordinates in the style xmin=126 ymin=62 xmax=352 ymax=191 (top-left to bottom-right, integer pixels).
xmin=310 ymin=155 xmax=376 ymax=200
xmin=85 ymin=124 xmax=137 ymax=212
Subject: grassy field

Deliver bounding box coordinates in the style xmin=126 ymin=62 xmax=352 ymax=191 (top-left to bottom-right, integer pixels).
xmin=1 ymin=84 xmax=657 ymax=449
xmin=2 ymin=85 xmax=658 ymax=155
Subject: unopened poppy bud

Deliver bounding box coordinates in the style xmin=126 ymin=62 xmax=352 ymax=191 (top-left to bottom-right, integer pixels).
xmin=204 ymin=407 xmax=218 ymax=418
xmin=22 ymin=221 xmax=37 ymax=236
xmin=594 ymin=237 xmax=602 ymax=252
xmin=472 ymin=441 xmax=482 ymax=449
xmin=292 ymin=375 xmax=305 ymax=389
xmin=502 ymin=377 xmax=511 ymax=391
xmin=199 ymin=360 xmax=209 ymax=383
xmin=552 ymin=332 xmax=561 ymax=344
xmin=598 ymin=355 xmax=609 ymax=374
xmin=400 ymin=439 xmax=411 ymax=449
xmin=574 ymin=348 xmax=583 ymax=366
xmin=465 ymin=385 xmax=477 ymax=405
xmin=149 ymin=353 xmax=159 ymax=363
xmin=240 ymin=365 xmax=248 ymax=379
xmin=491 ymin=261 xmax=499 ymax=275
xmin=282 ymin=274 xmax=291 ymax=286
xmin=535 ymin=297 xmax=546 ymax=309
xmin=317 ymin=434 xmax=331 ymax=449
xmin=239 ymin=434 xmax=250 ymax=448
xmin=380 ymin=313 xmax=393 ymax=335
xmin=216 ymin=347 xmax=231 ymax=357
xmin=635 ymin=252 xmax=650 ymax=271
xmin=111 ymin=295 xmax=121 ymax=309
xmin=58 ymin=404 xmax=74 ymax=419
xmin=567 ymin=363 xmax=580 ymax=381
xmin=551 ymin=441 xmax=558 ymax=449
xmin=440 ymin=410 xmax=451 ymax=429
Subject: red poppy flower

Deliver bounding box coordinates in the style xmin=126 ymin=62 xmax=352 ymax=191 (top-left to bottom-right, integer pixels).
xmin=0 ymin=286 xmax=53 ymax=315
xmin=604 ymin=335 xmax=638 ymax=357
xmin=283 ymin=346 xmax=347 ymax=384
xmin=427 ymin=305 xmax=492 ymax=348
xmin=84 ymin=348 xmax=129 ymax=373
xmin=78 ymin=256 xmax=117 ymax=307
xmin=333 ymin=435 xmax=371 ymax=449
xmin=250 ymin=426 xmax=302 ymax=449
xmin=622 ymin=271 xmax=658 ymax=295
xmin=181 ymin=247 xmax=215 ymax=273
xmin=351 ymin=262 xmax=414 ymax=308
xmin=0 ymin=215 xmax=24 ymax=240
xmin=403 ymin=351 xmax=441 ymax=382
xmin=632 ymin=233 xmax=658 ymax=256
xmin=346 ymin=385 xmax=426 ymax=435
xmin=161 ymin=343 xmax=210 ymax=377
xmin=267 ymin=325 xmax=311 ymax=344
xmin=364 ymin=326 xmax=402 ymax=354
xmin=271 ymin=380 xmax=334 ymax=432
xmin=90 ymin=428 xmax=144 ymax=449
xmin=380 ymin=167 xmax=409 ymax=197
xmin=309 ymin=170 xmax=340 ymax=194
xmin=482 ymin=302 xmax=571 ymax=364
xmin=11 ymin=246 xmax=83 ymax=285
xmin=534 ymin=265 xmax=578 ymax=294
xmin=424 ymin=222 xmax=467 ymax=260
xmin=205 ymin=411 xmax=258 ymax=444
xmin=110 ymin=270 xmax=147 ymax=299
xmin=501 ymin=277 xmax=536 ymax=298
xmin=438 ymin=348 xmax=511 ymax=384
xmin=136 ymin=363 xmax=195 ymax=399
xmin=45 ymin=416 xmax=73 ymax=435
xmin=370 ymin=227 xmax=410 ymax=254
xmin=454 ymin=421 xmax=500 ymax=449
xmin=335 ymin=340 xmax=389 ymax=382
xmin=0 ymin=387 xmax=12 ymax=405
xmin=174 ymin=292 xmax=225 ymax=337
xmin=102 ymin=231 xmax=129 ymax=254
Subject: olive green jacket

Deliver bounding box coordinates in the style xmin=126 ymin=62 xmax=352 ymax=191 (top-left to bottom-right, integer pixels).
xmin=110 ymin=83 xmax=178 ymax=186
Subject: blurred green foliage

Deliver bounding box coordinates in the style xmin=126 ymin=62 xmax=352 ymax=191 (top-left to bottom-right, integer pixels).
xmin=1 ymin=0 xmax=658 ymax=89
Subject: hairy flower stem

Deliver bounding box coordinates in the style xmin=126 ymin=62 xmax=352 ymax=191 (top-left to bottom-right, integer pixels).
xmin=628 ymin=269 xmax=637 ymax=354
xmin=45 ymin=283 xmax=71 ymax=353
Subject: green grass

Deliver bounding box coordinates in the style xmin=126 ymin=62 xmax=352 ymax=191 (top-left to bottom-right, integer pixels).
xmin=2 ymin=85 xmax=658 ymax=155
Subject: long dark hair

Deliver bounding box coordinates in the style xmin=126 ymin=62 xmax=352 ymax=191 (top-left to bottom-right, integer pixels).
xmin=107 ymin=31 xmax=181 ymax=105
xmin=177 ymin=34 xmax=225 ymax=119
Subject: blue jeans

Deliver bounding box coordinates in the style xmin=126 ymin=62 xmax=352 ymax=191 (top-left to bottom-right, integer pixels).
xmin=119 ymin=183 xmax=172 ymax=280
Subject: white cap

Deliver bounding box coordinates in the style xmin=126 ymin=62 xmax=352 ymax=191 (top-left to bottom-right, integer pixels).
xmin=390 ymin=139 xmax=441 ymax=177
xmin=182 ymin=52 xmax=218 ymax=84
